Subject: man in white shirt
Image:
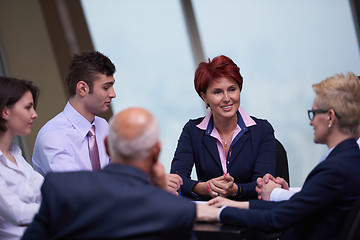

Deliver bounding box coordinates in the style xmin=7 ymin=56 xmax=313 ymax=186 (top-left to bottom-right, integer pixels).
xmin=257 ymin=136 xmax=360 ymax=201
xmin=32 ymin=51 xmax=116 ymax=175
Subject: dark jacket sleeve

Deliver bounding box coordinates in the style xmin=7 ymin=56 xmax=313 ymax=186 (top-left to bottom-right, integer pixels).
xmin=234 ymin=119 xmax=276 ymax=200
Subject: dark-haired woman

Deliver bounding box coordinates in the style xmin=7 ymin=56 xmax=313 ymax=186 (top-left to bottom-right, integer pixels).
xmin=0 ymin=77 xmax=43 ymax=240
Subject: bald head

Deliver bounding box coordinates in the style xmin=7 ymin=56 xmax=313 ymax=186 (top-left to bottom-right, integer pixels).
xmin=107 ymin=107 xmax=160 ymax=161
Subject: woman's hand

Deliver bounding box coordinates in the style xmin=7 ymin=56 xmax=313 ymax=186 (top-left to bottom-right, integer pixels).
xmin=208 ymin=174 xmax=238 ymax=198
xmin=208 ymin=196 xmax=249 ymax=209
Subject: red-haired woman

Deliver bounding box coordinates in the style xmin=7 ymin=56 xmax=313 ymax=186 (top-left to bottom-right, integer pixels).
xmin=169 ymin=55 xmax=276 ymax=200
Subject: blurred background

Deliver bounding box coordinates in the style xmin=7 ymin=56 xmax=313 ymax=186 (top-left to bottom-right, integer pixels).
xmin=1 ymin=0 xmax=359 ymax=187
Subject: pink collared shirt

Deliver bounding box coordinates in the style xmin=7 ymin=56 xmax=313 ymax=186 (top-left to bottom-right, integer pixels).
xmin=196 ymin=106 xmax=256 ymax=173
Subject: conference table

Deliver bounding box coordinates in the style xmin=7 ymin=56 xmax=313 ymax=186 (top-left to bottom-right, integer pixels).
xmin=194 ymin=221 xmax=281 ymax=240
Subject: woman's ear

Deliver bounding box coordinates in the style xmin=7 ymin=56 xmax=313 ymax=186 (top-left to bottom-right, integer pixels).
xmin=327 ymin=109 xmax=336 ymax=126
xmin=200 ymin=92 xmax=208 ymax=105
xmin=2 ymin=106 xmax=9 ymax=120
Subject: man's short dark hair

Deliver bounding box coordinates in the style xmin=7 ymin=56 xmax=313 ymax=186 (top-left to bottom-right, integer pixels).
xmin=66 ymin=51 xmax=116 ymax=97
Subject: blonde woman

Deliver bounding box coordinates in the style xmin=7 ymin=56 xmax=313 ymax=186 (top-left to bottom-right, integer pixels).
xmin=197 ymin=72 xmax=360 ymax=240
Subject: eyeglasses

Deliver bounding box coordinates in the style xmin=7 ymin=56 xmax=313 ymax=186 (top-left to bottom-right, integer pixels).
xmin=307 ymin=109 xmax=329 ymax=121
xmin=307 ymin=109 xmax=341 ymax=121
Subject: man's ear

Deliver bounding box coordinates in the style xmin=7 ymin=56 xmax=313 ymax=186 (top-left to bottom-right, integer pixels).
xmin=76 ymin=81 xmax=88 ymax=97
xmin=151 ymin=141 xmax=161 ymax=163
xmin=104 ymin=136 xmax=110 ymax=156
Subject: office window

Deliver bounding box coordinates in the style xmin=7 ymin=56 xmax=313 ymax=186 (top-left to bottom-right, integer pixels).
xmin=82 ymin=0 xmax=360 ymax=186
xmin=193 ymin=0 xmax=360 ymax=185
xmin=81 ymin=0 xmax=203 ymax=173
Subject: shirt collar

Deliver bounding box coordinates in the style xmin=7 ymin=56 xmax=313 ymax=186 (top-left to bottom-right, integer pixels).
xmin=196 ymin=106 xmax=256 ymax=133
xmin=63 ymin=101 xmax=96 ymax=138
xmin=0 ymin=144 xmax=22 ymax=168
xmin=318 ymin=146 xmax=335 ymax=163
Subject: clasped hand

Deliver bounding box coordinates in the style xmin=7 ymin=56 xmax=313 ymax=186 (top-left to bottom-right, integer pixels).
xmin=256 ymin=173 xmax=288 ymax=201
xmin=207 ymin=173 xmax=237 ymax=198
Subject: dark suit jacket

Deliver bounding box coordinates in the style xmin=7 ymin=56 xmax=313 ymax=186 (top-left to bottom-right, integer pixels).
xmin=220 ymin=138 xmax=360 ymax=240
xmin=170 ymin=115 xmax=276 ymax=200
xmin=22 ymin=164 xmax=196 ymax=240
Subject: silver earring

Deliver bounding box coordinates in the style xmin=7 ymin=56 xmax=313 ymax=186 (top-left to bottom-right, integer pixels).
xmin=328 ymin=124 xmax=332 ymax=128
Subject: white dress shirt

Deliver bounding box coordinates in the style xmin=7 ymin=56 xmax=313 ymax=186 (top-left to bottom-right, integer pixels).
xmin=32 ymin=102 xmax=110 ymax=176
xmin=0 ymin=144 xmax=43 ymax=240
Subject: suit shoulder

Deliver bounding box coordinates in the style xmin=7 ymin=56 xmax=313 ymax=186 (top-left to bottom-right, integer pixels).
xmin=250 ymin=116 xmax=274 ymax=130
xmin=43 ymin=171 xmax=90 ymax=188
xmin=250 ymin=116 xmax=272 ymax=125
xmin=36 ymin=112 xmax=69 ymax=135
xmin=183 ymin=117 xmax=205 ymax=129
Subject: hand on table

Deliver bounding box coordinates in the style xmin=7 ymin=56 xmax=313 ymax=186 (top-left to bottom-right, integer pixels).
xmin=207 ymin=196 xmax=249 ymax=209
xmin=196 ymin=203 xmax=220 ymax=222
xmin=165 ymin=173 xmax=183 ymax=196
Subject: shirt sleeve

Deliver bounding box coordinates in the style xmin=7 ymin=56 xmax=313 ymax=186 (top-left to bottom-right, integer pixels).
xmin=0 ymin=177 xmax=40 ymax=225
xmin=270 ymin=187 xmax=301 ymax=201
xmin=217 ymin=206 xmax=227 ymax=221
xmin=33 ymin=131 xmax=82 ymax=175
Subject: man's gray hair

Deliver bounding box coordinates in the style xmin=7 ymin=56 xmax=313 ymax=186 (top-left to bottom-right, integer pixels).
xmin=107 ymin=115 xmax=160 ymax=159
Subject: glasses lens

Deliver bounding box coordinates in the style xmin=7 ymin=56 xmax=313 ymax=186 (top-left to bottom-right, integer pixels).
xmin=308 ymin=110 xmax=314 ymax=121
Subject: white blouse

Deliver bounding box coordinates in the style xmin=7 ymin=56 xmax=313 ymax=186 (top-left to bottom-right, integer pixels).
xmin=0 ymin=143 xmax=43 ymax=240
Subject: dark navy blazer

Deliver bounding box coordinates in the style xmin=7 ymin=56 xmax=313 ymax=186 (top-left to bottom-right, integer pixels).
xmin=220 ymin=138 xmax=360 ymax=240
xmin=170 ymin=114 xmax=276 ymax=200
xmin=22 ymin=164 xmax=196 ymax=240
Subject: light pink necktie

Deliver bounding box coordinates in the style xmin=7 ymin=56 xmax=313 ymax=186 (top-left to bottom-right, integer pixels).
xmin=88 ymin=125 xmax=101 ymax=170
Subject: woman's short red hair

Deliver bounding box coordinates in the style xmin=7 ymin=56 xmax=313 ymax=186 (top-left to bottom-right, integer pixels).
xmin=194 ymin=55 xmax=243 ymax=98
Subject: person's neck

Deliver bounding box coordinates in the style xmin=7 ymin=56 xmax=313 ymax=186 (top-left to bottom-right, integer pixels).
xmin=326 ymin=129 xmax=354 ymax=149
xmin=0 ymin=131 xmax=15 ymax=155
xmin=112 ymin=156 xmax=151 ymax=176
xmin=213 ymin=115 xmax=238 ymax=136
xmin=69 ymin=98 xmax=95 ymax=123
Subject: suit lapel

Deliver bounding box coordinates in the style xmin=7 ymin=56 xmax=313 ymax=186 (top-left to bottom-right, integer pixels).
xmin=227 ymin=111 xmax=250 ymax=168
xmin=228 ymin=132 xmax=250 ymax=168
xmin=202 ymin=134 xmax=223 ymax=170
